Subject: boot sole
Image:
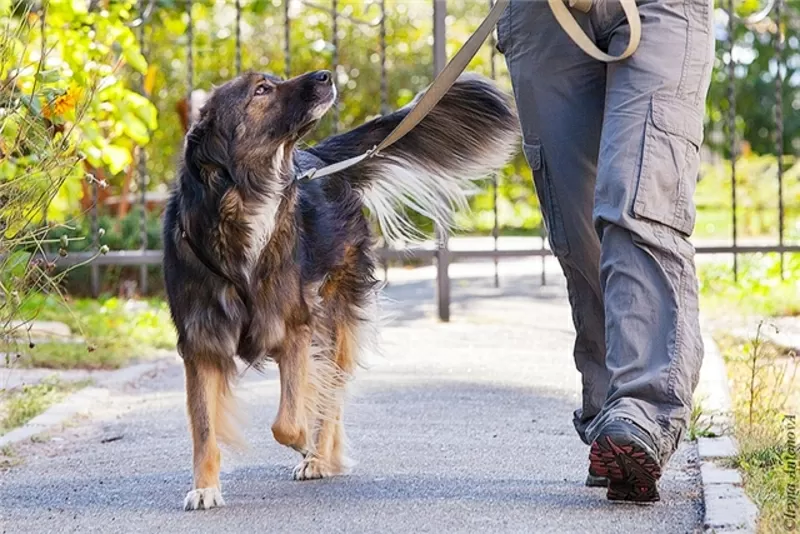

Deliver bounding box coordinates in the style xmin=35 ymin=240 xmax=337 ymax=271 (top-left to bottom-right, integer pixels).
xmin=589 ymin=434 xmax=662 ymax=503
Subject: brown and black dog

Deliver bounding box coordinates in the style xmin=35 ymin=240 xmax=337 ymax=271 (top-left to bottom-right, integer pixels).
xmin=162 ymin=69 xmax=518 ymax=510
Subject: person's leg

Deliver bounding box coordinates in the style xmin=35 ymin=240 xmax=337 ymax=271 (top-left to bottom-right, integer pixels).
xmin=586 ymin=0 xmax=714 ymax=500
xmin=498 ymin=1 xmax=610 ymax=444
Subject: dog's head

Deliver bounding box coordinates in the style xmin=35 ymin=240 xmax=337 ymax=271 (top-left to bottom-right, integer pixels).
xmin=184 ymin=70 xmax=336 ymax=184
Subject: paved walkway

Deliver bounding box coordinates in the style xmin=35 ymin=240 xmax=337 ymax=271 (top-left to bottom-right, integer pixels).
xmin=0 ymin=274 xmax=703 ymax=533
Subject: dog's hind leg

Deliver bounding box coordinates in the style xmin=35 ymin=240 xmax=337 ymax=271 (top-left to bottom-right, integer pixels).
xmin=293 ymin=317 xmax=360 ymax=480
xmin=183 ymin=358 xmax=237 ymax=511
xmin=272 ymin=326 xmax=313 ymax=458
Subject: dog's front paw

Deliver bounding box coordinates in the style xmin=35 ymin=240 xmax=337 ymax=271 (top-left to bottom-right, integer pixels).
xmin=292 ymin=456 xmax=344 ymax=481
xmin=184 ymin=487 xmax=225 ymax=511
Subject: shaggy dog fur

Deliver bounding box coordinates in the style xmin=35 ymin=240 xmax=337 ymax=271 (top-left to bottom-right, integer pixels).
xmin=162 ymin=69 xmax=519 ymax=510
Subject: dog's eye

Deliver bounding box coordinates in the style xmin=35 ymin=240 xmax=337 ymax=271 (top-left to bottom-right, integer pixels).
xmin=254 ymin=84 xmax=272 ymax=96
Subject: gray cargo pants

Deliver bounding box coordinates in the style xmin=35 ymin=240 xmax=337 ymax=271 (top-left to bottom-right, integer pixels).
xmin=497 ymin=0 xmax=713 ymax=462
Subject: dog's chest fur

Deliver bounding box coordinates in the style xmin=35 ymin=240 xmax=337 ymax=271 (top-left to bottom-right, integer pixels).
xmin=222 ymin=187 xmax=305 ymax=358
xmin=244 ymin=199 xmax=280 ymax=269
xmin=242 ymin=144 xmax=288 ymax=269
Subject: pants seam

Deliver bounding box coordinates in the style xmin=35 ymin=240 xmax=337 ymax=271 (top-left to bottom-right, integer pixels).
xmin=693 ymin=0 xmax=712 ymax=108
xmin=667 ymin=232 xmax=688 ymax=410
xmin=676 ymin=0 xmax=692 ymax=99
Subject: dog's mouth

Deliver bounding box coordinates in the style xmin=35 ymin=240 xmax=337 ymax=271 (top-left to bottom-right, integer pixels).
xmin=291 ymin=70 xmax=336 ymax=138
xmin=308 ymin=83 xmax=337 ymax=121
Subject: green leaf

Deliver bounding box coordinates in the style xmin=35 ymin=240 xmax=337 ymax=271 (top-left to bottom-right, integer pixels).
xmin=40 ymin=87 xmax=63 ymax=101
xmin=96 ymin=74 xmax=120 ymax=94
xmin=20 ymin=95 xmax=42 ymax=116
xmin=163 ymin=15 xmax=186 ymax=35
xmin=122 ymin=47 xmax=148 ymax=75
xmin=35 ymin=69 xmax=61 ymax=84
xmin=1 ymin=114 xmax=20 ymax=141
xmin=121 ymin=112 xmax=150 ymax=146
xmin=3 ymin=251 xmax=31 ymax=281
xmin=101 ymin=144 xmax=132 ymax=175
xmin=126 ymin=92 xmax=158 ymax=130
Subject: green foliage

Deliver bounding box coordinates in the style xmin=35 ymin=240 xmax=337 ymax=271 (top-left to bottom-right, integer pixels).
xmin=12 ymin=293 xmax=177 ymax=370
xmin=1 ymin=0 xmax=159 ymax=222
xmin=45 ymin=207 xmax=163 ymax=253
xmin=727 ymin=323 xmax=797 ymax=430
xmin=687 ymin=399 xmax=718 ymax=440
xmin=696 ymin=153 xmax=800 ymax=239
xmin=699 ymin=253 xmax=800 ymax=317
xmin=19 ymin=341 xmax=127 ymax=370
xmin=707 ymin=0 xmax=800 ymax=157
xmin=717 ymin=325 xmax=799 ymax=534
xmin=1 ymin=4 xmax=85 ymax=359
xmin=2 ymin=1 xmax=162 ymax=363
xmin=0 ymin=377 xmax=82 ymax=435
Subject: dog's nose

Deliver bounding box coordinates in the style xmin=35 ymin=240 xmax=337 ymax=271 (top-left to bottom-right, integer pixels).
xmin=313 ymin=70 xmax=332 ymax=84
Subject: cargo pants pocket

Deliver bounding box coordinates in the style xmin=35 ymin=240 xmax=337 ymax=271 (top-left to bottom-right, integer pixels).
xmin=524 ymin=140 xmax=570 ymax=258
xmin=632 ymin=94 xmax=704 ymax=236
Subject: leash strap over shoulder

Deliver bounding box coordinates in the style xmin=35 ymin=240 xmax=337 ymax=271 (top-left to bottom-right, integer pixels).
xmin=549 ymin=0 xmax=641 ymax=62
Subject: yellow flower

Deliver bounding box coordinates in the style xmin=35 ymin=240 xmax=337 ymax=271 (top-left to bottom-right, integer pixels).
xmin=43 ymin=85 xmax=81 ymax=119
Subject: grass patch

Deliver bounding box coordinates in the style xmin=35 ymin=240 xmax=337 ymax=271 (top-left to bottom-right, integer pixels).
xmin=716 ymin=326 xmax=799 ymax=534
xmin=14 ymin=342 xmax=130 ymax=370
xmin=699 ymin=253 xmax=800 ymax=318
xmin=0 ymin=377 xmax=89 ymax=436
xmin=8 ymin=294 xmax=176 ymax=370
xmin=687 ymin=398 xmax=718 ymax=440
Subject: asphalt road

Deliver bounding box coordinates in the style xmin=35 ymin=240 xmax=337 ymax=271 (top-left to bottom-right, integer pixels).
xmin=0 ymin=274 xmax=703 ymax=533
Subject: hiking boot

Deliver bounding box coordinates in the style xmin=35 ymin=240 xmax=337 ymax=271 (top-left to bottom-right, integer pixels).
xmin=585 ymin=473 xmax=608 ymax=487
xmin=588 ymin=418 xmax=662 ymax=502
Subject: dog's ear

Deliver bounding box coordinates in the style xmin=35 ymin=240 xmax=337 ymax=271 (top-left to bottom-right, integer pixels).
xmin=184 ymin=109 xmax=231 ymax=181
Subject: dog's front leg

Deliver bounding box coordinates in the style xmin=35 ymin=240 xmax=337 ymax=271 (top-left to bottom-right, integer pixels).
xmin=271 ymin=326 xmax=312 ymax=459
xmin=183 ymin=359 xmax=228 ymax=511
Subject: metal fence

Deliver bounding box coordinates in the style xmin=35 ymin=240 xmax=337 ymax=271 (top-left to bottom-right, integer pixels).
xmin=64 ymin=0 xmax=799 ymax=321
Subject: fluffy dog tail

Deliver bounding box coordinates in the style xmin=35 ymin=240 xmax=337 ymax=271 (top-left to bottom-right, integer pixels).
xmin=309 ymin=74 xmax=519 ymax=242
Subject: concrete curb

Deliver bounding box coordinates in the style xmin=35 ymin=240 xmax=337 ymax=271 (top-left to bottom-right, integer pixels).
xmin=695 ymin=332 xmax=759 ymax=533
xmin=0 ymin=358 xmax=170 ymax=449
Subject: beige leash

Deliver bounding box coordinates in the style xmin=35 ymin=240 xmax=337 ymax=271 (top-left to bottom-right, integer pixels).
xmin=550 ymin=0 xmax=641 ymax=62
xmin=299 ymin=0 xmax=641 ymax=181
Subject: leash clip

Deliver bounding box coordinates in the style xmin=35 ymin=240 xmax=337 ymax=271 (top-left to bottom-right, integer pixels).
xmin=297 ymin=144 xmax=382 ymax=182
xmin=298 ymin=168 xmax=317 ymax=181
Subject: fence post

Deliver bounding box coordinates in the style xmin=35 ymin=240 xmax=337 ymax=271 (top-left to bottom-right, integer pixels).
xmin=433 ymin=0 xmax=450 ymax=322
xmin=774 ymin=0 xmax=785 ymax=279
xmin=137 ymin=0 xmax=149 ymax=295
xmin=726 ymin=0 xmax=738 ymax=281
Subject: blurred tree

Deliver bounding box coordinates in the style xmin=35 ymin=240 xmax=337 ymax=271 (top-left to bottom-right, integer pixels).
xmin=707 ymin=0 xmax=800 ymax=156
xmin=8 ymin=0 xmax=798 ymax=237
xmin=1 ymin=0 xmax=158 ymax=222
